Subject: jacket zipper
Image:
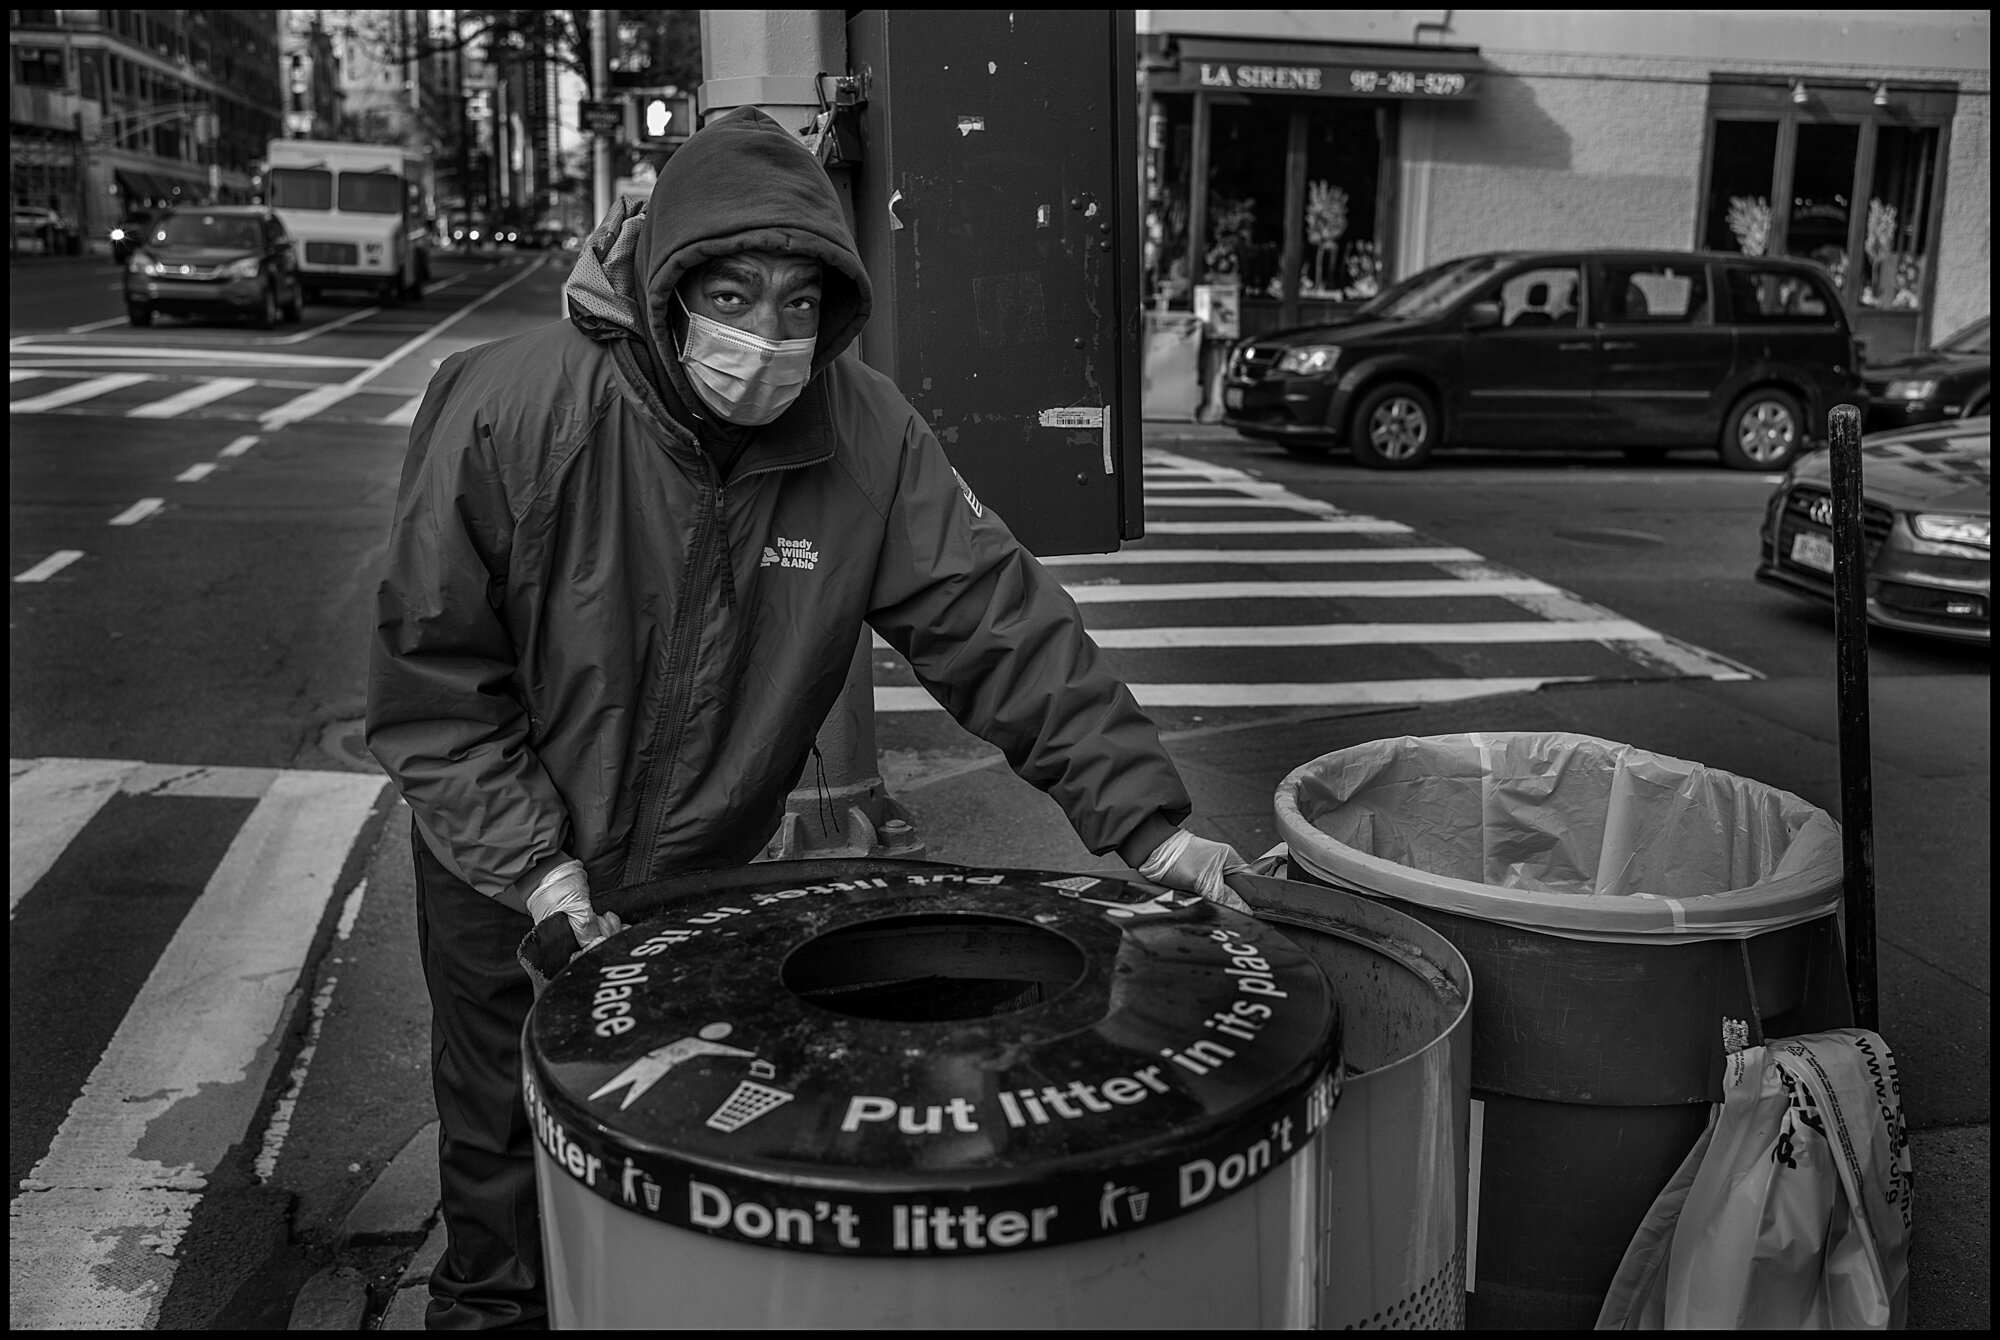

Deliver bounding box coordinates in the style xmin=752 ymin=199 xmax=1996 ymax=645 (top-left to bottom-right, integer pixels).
xmin=622 ymin=473 xmax=727 ymax=886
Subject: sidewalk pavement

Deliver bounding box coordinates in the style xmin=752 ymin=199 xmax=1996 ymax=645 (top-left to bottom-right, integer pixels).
xmin=892 ymin=670 xmax=1989 ymax=1330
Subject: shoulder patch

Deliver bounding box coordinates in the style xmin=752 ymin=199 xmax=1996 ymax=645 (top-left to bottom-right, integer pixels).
xmin=951 ymin=468 xmax=985 ymax=518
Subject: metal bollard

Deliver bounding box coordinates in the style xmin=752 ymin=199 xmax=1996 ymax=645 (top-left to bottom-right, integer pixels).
xmin=1827 ymin=403 xmax=1878 ymax=1032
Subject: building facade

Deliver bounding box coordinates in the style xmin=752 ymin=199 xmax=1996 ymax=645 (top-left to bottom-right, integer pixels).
xmin=1139 ymin=9 xmax=1990 ymax=355
xmin=10 ymin=9 xmax=283 ymax=239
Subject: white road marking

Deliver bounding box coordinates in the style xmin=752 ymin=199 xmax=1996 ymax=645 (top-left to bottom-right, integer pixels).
xmin=62 ymin=316 xmax=131 ymax=334
xmin=6 ymin=344 xmax=374 ymax=368
xmin=1147 ymin=519 xmax=1413 ymax=535
xmin=8 ymin=757 xmax=143 ymax=915
xmin=9 ymin=372 xmax=150 ymax=413
xmin=1085 ymin=619 xmax=1662 ymax=649
xmin=1063 ymin=577 xmax=1556 ymax=603
xmin=219 ymin=434 xmax=259 ymax=456
xmin=126 ymin=376 xmax=258 ymax=419
xmin=259 ymin=383 xmax=359 ymax=428
xmin=1144 ymin=479 xmax=1295 ymax=493
xmin=254 ymin=878 xmax=370 ymax=1182
xmin=381 ymin=392 xmax=427 ymax=426
xmin=107 ymin=497 xmax=165 ymax=526
xmin=1038 ymin=546 xmax=1482 ymax=566
xmin=1147 ymin=496 xmax=1342 ymax=511
xmin=9 ymin=769 xmax=387 ymax=1330
xmin=175 ymin=462 xmax=218 ymax=482
xmin=11 ymin=549 xmax=85 ymax=585
xmin=876 ymin=677 xmax=1589 ymax=712
xmin=12 ymin=368 xmax=44 ymax=382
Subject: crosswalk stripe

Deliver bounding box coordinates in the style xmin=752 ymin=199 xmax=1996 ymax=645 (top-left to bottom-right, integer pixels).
xmin=1039 ymin=547 xmax=1481 ymax=566
xmin=9 ymin=768 xmax=387 ymax=1330
xmin=259 ymin=383 xmax=359 ymax=429
xmin=10 ymin=372 xmax=151 ymax=414
xmin=1143 ymin=480 xmax=1295 ymax=493
xmin=1146 ymin=519 xmax=1413 ymax=534
xmin=876 ymin=677 xmax=1588 ymax=713
xmin=381 ymin=392 xmax=427 ymax=426
xmin=12 ymin=549 xmax=85 ymax=584
xmin=125 ymin=376 xmax=258 ymax=419
xmin=1064 ymin=577 xmax=1556 ymax=603
xmin=1086 ymin=619 xmax=1662 ymax=649
xmin=8 ymin=757 xmax=144 ymax=916
xmin=108 ymin=497 xmax=165 ymax=526
xmin=11 ymin=368 xmax=40 ymax=383
xmin=1147 ymin=496 xmax=1340 ymax=511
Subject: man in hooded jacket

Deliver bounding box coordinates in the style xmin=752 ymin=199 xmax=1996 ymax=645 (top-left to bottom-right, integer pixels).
xmin=367 ymin=107 xmax=1249 ymax=1329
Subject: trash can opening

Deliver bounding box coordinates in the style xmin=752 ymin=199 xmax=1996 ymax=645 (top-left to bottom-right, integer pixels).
xmin=782 ymin=913 xmax=1088 ymax=1022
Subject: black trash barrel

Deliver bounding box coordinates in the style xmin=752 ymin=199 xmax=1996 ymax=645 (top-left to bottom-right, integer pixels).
xmin=523 ymin=861 xmax=1342 ymax=1328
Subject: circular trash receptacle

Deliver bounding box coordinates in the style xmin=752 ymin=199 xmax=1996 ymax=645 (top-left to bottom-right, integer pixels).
xmin=1240 ymin=872 xmax=1474 ymax=1329
xmin=523 ymin=861 xmax=1343 ymax=1329
xmin=1274 ymin=732 xmax=1852 ymax=1330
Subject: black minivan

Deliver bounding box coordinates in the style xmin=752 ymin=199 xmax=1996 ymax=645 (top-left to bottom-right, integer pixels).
xmin=1221 ymin=250 xmax=1867 ymax=471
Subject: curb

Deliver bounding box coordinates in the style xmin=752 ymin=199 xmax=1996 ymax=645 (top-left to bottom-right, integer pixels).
xmin=342 ymin=1119 xmax=441 ymax=1245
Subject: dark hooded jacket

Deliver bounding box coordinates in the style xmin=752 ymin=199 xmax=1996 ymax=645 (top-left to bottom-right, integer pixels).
xmin=367 ymin=108 xmax=1189 ymax=912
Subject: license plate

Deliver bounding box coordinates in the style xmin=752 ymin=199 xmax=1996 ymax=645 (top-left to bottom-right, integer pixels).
xmin=1790 ymin=531 xmax=1836 ymax=573
xmin=1223 ymin=386 xmax=1244 ymax=409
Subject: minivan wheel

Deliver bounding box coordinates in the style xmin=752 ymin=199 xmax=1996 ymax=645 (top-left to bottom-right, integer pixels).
xmin=1721 ymin=388 xmax=1805 ymax=470
xmin=1350 ymin=382 xmax=1439 ymax=469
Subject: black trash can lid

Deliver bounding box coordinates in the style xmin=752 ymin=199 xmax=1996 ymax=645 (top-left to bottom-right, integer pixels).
xmin=524 ymin=863 xmax=1340 ymax=1257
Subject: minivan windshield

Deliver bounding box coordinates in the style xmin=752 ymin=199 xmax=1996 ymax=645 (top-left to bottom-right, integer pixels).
xmin=152 ymin=212 xmax=262 ymax=251
xmin=1357 ymin=254 xmax=1510 ymax=321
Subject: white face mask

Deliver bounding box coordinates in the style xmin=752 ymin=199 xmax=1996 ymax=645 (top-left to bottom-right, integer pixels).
xmin=675 ymin=294 xmax=817 ymax=426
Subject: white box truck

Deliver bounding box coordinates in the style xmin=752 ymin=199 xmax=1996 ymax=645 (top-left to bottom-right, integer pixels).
xmin=264 ymin=139 xmax=433 ymax=304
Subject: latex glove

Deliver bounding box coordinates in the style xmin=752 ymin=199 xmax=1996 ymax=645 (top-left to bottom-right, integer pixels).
xmin=526 ymin=859 xmax=624 ymax=954
xmin=1138 ymin=829 xmax=1253 ymax=912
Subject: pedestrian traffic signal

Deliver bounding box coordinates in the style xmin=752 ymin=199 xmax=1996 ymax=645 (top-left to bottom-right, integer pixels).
xmin=627 ymin=88 xmax=693 ymax=146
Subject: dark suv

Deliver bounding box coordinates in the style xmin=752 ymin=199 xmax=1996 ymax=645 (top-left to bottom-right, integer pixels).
xmin=1222 ymin=249 xmax=1866 ymax=471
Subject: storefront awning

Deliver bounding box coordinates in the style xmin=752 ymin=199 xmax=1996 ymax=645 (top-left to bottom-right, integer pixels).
xmin=113 ymin=169 xmax=166 ymax=208
xmin=1153 ymin=36 xmax=1486 ymax=100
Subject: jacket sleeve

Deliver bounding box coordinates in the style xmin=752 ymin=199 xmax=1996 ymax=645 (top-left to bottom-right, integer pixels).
xmin=864 ymin=413 xmax=1192 ymax=857
xmin=365 ymin=354 xmax=574 ymax=911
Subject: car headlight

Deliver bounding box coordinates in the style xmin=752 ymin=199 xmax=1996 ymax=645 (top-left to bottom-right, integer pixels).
xmin=110 ymin=227 xmax=126 ymax=242
xmin=1275 ymin=344 xmax=1341 ymax=376
xmin=1910 ymin=513 xmax=1991 ymax=548
xmin=129 ymin=254 xmax=159 ymax=276
xmin=1883 ymin=379 xmax=1940 ymax=400
xmin=225 ymin=257 xmax=262 ymax=279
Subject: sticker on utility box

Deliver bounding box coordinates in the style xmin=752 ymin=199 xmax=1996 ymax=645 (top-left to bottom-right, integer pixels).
xmin=1038 ymin=407 xmax=1105 ymax=430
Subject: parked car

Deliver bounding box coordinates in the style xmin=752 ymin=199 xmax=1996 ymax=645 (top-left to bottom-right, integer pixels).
xmin=124 ymin=205 xmax=305 ymax=329
xmin=1221 ymin=249 xmax=1868 ymax=471
xmin=107 ymin=212 xmax=159 ymax=265
xmin=13 ymin=206 xmax=82 ymax=256
xmin=1862 ymin=316 xmax=1990 ymax=432
xmin=1754 ymin=417 xmax=1989 ymax=644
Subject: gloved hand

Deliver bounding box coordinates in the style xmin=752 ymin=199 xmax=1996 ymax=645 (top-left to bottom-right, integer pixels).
xmin=1138 ymin=829 xmax=1253 ymax=912
xmin=526 ymin=859 xmax=625 ymax=956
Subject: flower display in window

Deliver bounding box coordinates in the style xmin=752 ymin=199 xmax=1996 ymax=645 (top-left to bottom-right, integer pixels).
xmin=1727 ymin=195 xmax=1771 ymax=257
xmin=1304 ymin=180 xmax=1348 ymax=297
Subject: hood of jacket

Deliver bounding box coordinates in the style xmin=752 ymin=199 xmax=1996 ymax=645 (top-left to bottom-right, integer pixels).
xmin=564 ymin=106 xmax=871 ymax=381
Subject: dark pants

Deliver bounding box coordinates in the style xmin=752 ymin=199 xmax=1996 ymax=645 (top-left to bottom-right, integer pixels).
xmin=412 ymin=822 xmax=547 ymax=1331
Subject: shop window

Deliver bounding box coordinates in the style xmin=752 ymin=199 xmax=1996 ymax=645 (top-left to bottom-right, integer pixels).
xmin=15 ymin=46 xmax=66 ymax=89
xmin=1205 ymin=100 xmax=1290 ymax=298
xmin=1703 ymin=120 xmax=1779 ymax=255
xmin=1724 ymin=266 xmax=1835 ymax=324
xmin=1300 ymin=103 xmax=1382 ymax=300
xmin=1863 ymin=125 xmax=1938 ymax=310
xmin=1782 ymin=122 xmax=1861 ymax=285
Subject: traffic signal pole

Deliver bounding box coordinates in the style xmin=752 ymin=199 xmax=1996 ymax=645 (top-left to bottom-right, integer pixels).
xmin=591 ymin=10 xmax=615 ymax=225
xmin=699 ymin=10 xmax=924 ymax=862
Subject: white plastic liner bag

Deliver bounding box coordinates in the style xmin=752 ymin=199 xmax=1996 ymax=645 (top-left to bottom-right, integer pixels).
xmin=1595 ymin=1029 xmax=1914 ymax=1329
xmin=1274 ymin=732 xmax=1843 ymax=943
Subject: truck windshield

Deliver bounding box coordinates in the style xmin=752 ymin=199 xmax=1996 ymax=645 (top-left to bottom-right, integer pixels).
xmin=268 ymin=168 xmax=332 ymax=211
xmin=338 ymin=172 xmax=404 ymax=215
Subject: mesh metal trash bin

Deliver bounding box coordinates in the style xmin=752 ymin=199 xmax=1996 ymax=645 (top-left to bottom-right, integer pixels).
xmin=1275 ymin=732 xmax=1852 ymax=1329
xmin=523 ymin=861 xmax=1343 ymax=1328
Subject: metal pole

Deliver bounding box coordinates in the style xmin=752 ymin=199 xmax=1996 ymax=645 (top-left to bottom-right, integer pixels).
xmin=1828 ymin=402 xmax=1878 ymax=1030
xmin=591 ymin=10 xmax=613 ymax=226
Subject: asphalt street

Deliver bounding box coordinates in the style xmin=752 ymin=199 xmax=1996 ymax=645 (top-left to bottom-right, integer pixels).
xmin=9 ymin=248 xmax=1987 ymax=1329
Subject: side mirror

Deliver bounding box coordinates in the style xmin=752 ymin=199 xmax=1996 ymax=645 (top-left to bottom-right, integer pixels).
xmin=1464 ymin=300 xmax=1502 ymax=331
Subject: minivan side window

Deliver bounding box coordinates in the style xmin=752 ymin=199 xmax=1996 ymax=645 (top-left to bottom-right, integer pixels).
xmin=1726 ymin=267 xmax=1835 ymax=324
xmin=1600 ymin=262 xmax=1708 ymax=324
xmin=1495 ymin=266 xmax=1581 ymax=330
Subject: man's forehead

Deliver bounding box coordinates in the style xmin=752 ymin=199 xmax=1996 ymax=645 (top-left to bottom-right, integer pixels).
xmin=700 ymin=251 xmax=822 ymax=286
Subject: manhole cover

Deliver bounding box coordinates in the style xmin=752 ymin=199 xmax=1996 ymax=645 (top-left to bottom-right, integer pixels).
xmin=1551 ymin=526 xmax=1665 ymax=550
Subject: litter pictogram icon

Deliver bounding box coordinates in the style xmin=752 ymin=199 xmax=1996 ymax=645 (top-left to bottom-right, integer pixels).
xmin=706 ymin=1080 xmax=797 ymax=1133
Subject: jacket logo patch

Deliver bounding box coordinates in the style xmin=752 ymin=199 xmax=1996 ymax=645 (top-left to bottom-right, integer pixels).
xmin=762 ymin=537 xmax=819 ymax=570
xmin=952 ymin=468 xmax=985 ymax=518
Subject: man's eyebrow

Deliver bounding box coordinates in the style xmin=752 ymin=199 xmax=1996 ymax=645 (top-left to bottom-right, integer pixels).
xmin=703 ymin=259 xmax=763 ymax=287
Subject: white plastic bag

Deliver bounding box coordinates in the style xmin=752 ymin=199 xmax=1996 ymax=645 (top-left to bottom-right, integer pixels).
xmin=1597 ymin=1029 xmax=1914 ymax=1329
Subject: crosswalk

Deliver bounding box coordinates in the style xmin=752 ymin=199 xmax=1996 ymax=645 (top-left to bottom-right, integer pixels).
xmin=872 ymin=446 xmax=1753 ymax=714
xmin=8 ymin=757 xmax=390 ymax=1330
xmin=9 ymin=368 xmax=427 ymax=430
